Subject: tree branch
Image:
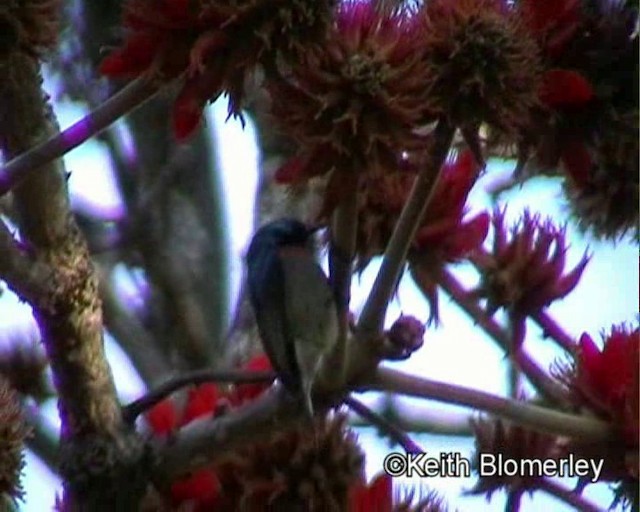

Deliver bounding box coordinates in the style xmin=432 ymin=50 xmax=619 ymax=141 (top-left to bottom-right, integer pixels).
xmin=432 ymin=266 xmax=570 ymax=404
xmin=123 ymin=368 xmax=276 ymax=424
xmin=344 ymin=395 xmax=423 ymax=453
xmin=368 ymin=366 xmax=611 ymax=442
xmin=357 ymin=119 xmax=455 ymax=336
xmin=0 ymin=77 xmax=157 ymax=197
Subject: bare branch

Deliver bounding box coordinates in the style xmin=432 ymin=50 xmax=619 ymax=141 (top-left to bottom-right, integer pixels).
xmin=368 ymin=366 xmax=611 ymax=442
xmin=0 ymin=77 xmax=158 ymax=197
xmin=357 ymin=119 xmax=455 ymax=336
xmin=123 ymin=368 xmax=276 ymax=424
xmin=344 ymin=395 xmax=423 ymax=454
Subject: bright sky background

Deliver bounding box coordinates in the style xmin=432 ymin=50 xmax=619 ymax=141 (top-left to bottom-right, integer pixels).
xmin=1 ymin=84 xmax=637 ymax=511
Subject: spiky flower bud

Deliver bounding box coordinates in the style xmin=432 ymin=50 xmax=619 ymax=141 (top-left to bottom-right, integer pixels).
xmin=0 ymin=0 xmax=61 ymax=59
xmin=213 ymin=414 xmax=365 ymax=510
xmin=0 ymin=340 xmax=51 ymax=403
xmin=468 ymin=416 xmax=563 ymax=500
xmin=419 ymin=0 xmax=541 ymax=134
xmin=0 ymin=377 xmax=30 ymax=505
xmin=563 ymin=111 xmax=639 ymax=242
xmin=473 ymin=209 xmax=589 ymax=345
xmin=270 ymin=0 xmax=430 ymax=213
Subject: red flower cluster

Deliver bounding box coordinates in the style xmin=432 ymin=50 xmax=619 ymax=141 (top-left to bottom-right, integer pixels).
xmin=517 ymin=0 xmax=638 ymax=240
xmin=144 ymin=355 xmax=274 ymax=510
xmin=413 ymin=151 xmax=489 ymax=259
xmin=572 ymin=326 xmax=639 ymax=444
xmin=100 ymin=0 xmax=335 ymax=139
xmin=270 ymin=0 xmax=430 ymax=213
xmin=400 ymin=151 xmax=489 ymax=324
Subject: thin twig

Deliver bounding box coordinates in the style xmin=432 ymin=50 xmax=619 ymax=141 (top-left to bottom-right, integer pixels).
xmin=358 ymin=119 xmax=455 ymax=336
xmin=369 ymin=366 xmax=611 ymax=442
xmin=433 ymin=266 xmax=570 ymax=405
xmin=0 ymin=77 xmax=158 ymax=197
xmin=0 ymin=220 xmax=50 ymax=301
xmin=123 ymin=368 xmax=276 ymax=423
xmin=344 ymin=395 xmax=423 ymax=453
xmin=532 ymin=311 xmax=577 ymax=354
xmin=536 ymin=478 xmax=604 ymax=512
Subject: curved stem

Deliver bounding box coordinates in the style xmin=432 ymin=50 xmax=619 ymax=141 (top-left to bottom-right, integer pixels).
xmin=344 ymin=395 xmax=423 ymax=454
xmin=0 ymin=77 xmax=158 ymax=197
xmin=357 ymin=119 xmax=455 ymax=336
xmin=123 ymin=368 xmax=276 ymax=423
xmin=369 ymin=366 xmax=611 ymax=442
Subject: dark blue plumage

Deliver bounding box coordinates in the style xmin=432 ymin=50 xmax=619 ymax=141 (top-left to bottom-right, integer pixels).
xmin=246 ymin=219 xmax=338 ymax=415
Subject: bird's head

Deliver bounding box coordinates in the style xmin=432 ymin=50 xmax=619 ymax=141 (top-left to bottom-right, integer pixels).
xmin=247 ymin=219 xmax=318 ymax=259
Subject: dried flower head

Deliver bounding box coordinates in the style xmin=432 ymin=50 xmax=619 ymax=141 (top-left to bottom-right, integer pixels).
xmin=0 ymin=377 xmax=30 ymax=505
xmin=100 ymin=0 xmax=336 ymax=139
xmin=473 ymin=209 xmax=588 ymax=345
xmin=0 ymin=339 xmax=51 ymax=403
xmin=419 ymin=0 xmax=541 ymax=134
xmin=468 ymin=416 xmax=564 ymax=499
xmin=394 ymin=483 xmax=449 ymax=512
xmin=0 ymin=0 xmax=61 ymax=59
xmin=563 ymin=111 xmax=639 ymax=242
xmin=270 ymin=0 xmax=430 ymax=213
xmin=213 ymin=414 xmax=365 ymax=510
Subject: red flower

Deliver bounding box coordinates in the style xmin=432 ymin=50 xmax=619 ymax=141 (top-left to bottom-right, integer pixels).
xmin=520 ymin=0 xmax=581 ymax=57
xmin=413 ymin=151 xmax=489 ymax=260
xmin=182 ymin=383 xmax=219 ymax=425
xmin=101 ymin=0 xmax=336 ymax=139
xmin=354 ymin=150 xmax=487 ymax=324
xmin=538 ymin=69 xmax=594 ymax=109
xmin=349 ymin=473 xmax=393 ymax=512
xmin=231 ymin=354 xmax=275 ymax=405
xmin=269 ymin=0 xmax=430 ymax=212
xmin=170 ymin=468 xmax=220 ymax=511
xmin=574 ymin=327 xmax=639 ymax=443
xmin=472 ymin=209 xmax=589 ymax=346
xmin=145 ymin=399 xmax=179 ymax=435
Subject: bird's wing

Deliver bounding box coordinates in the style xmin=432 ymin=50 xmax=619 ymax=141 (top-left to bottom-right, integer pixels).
xmin=280 ymin=248 xmax=338 ymax=381
xmin=247 ymin=245 xmax=301 ymax=391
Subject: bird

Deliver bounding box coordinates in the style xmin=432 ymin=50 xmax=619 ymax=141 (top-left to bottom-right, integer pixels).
xmin=246 ymin=218 xmax=338 ymax=417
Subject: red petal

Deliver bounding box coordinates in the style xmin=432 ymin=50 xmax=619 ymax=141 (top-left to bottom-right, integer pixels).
xmin=99 ymin=32 xmax=160 ymax=77
xmin=443 ymin=212 xmax=490 ymax=260
xmin=171 ymin=469 xmax=219 ymax=505
xmin=560 ymin=140 xmax=592 ymax=187
xmin=146 ymin=399 xmax=178 ymax=435
xmin=578 ymin=333 xmax=602 ymax=382
xmin=172 ymin=67 xmax=224 ymax=140
xmin=232 ymin=355 xmax=275 ymax=404
xmin=182 ymin=383 xmax=219 ymax=425
xmin=349 ymin=474 xmax=393 ymax=512
xmin=539 ymin=69 xmax=594 ymax=108
xmin=275 ymin=157 xmax=307 ymax=184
